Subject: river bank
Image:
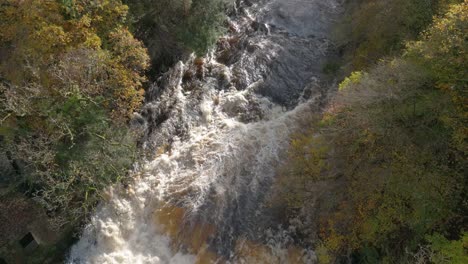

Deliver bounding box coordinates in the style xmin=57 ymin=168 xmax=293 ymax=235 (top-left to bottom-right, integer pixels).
xmin=68 ymin=0 xmax=346 ymax=263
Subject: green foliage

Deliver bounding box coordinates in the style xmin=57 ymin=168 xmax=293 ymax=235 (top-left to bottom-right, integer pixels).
xmin=276 ymin=131 xmax=331 ymax=209
xmin=336 ymin=0 xmax=462 ymax=70
xmin=316 ymin=243 xmax=333 ymax=264
xmin=338 ymin=71 xmax=365 ymax=91
xmin=427 ymin=233 xmax=468 ymax=263
xmin=406 ymin=2 xmax=468 ymax=153
xmin=176 ymin=0 xmax=227 ymax=55
xmin=124 ymin=0 xmax=229 ymax=68
xmin=0 ymin=0 xmax=148 ymax=225
xmin=279 ymin=2 xmax=467 ymax=262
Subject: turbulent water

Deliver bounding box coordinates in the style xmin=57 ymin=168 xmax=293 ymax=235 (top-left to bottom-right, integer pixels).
xmin=69 ymin=0 xmax=343 ymax=263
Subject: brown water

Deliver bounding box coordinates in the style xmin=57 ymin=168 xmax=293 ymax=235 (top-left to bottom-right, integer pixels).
xmin=68 ymin=1 xmax=344 ymax=263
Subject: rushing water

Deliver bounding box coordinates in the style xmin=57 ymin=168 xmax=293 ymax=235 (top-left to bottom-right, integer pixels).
xmin=69 ymin=0 xmax=343 ymax=263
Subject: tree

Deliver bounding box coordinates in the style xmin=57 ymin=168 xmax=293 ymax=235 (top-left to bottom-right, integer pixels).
xmin=335 ymin=0 xmax=461 ymax=70
xmin=0 ymin=0 xmax=149 ymax=226
xmin=123 ymin=0 xmax=230 ymax=72
xmin=278 ymin=2 xmax=467 ymax=262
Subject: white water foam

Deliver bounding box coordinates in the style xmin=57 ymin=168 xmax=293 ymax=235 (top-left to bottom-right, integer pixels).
xmin=69 ymin=0 xmax=343 ymax=262
xmin=69 ymin=85 xmax=317 ymax=263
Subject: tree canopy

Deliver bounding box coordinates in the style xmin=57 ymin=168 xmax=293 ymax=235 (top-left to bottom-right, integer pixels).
xmin=0 ymin=0 xmax=149 ymax=226
xmin=278 ymin=1 xmax=467 ymax=263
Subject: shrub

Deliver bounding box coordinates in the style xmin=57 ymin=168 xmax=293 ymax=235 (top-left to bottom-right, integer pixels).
xmin=278 ymin=2 xmax=467 ymax=262
xmin=0 ymin=0 xmax=148 ymax=225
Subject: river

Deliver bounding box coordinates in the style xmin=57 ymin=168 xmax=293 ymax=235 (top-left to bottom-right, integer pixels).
xmin=68 ymin=0 xmax=343 ymax=263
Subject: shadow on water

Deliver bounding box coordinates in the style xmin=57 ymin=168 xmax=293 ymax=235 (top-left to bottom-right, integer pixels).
xmin=142 ymin=0 xmax=344 ymax=259
xmin=69 ymin=1 xmax=345 ymax=263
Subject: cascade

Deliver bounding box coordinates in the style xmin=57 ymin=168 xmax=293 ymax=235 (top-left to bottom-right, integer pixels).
xmin=69 ymin=0 xmax=343 ymax=263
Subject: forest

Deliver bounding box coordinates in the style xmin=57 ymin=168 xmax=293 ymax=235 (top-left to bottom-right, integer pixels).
xmin=0 ymin=0 xmax=466 ymax=263
xmin=0 ymin=0 xmax=228 ymax=262
xmin=278 ymin=0 xmax=467 ymax=263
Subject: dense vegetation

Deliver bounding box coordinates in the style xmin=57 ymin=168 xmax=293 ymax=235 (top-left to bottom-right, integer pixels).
xmin=336 ymin=0 xmax=460 ymax=71
xmin=0 ymin=0 xmax=465 ymax=263
xmin=0 ymin=0 xmax=229 ymax=230
xmin=123 ymin=0 xmax=230 ymax=74
xmin=0 ymin=0 xmax=150 ymax=227
xmin=279 ymin=1 xmax=467 ymax=263
xmin=0 ymin=0 xmax=229 ymax=262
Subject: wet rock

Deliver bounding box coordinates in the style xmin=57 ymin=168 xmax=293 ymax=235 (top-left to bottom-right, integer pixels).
xmin=251 ymin=20 xmax=261 ymax=31
xmin=130 ymin=112 xmax=146 ymax=128
xmin=182 ymin=69 xmax=194 ymax=83
xmin=69 ymin=0 xmax=345 ymax=262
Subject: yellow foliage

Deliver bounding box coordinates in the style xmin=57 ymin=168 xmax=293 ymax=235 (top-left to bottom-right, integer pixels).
xmin=406 ymin=1 xmax=467 ymax=152
xmin=338 ymin=71 xmax=365 ymax=91
xmin=32 ymin=24 xmax=70 ymax=54
xmin=0 ymin=0 xmax=150 ymax=122
xmin=280 ymin=4 xmax=467 ymax=262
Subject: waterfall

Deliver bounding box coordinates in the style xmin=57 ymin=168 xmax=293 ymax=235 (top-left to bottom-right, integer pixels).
xmin=68 ymin=0 xmax=343 ymax=263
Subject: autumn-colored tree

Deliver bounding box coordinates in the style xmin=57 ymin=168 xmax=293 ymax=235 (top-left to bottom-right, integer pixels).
xmin=0 ymin=0 xmax=149 ymax=226
xmin=406 ymin=2 xmax=468 ymax=153
xmin=335 ymin=0 xmax=462 ymax=70
xmin=279 ymin=2 xmax=467 ymax=263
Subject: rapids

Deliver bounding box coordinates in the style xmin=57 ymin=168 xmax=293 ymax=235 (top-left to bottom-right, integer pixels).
xmin=68 ymin=0 xmax=344 ymax=263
